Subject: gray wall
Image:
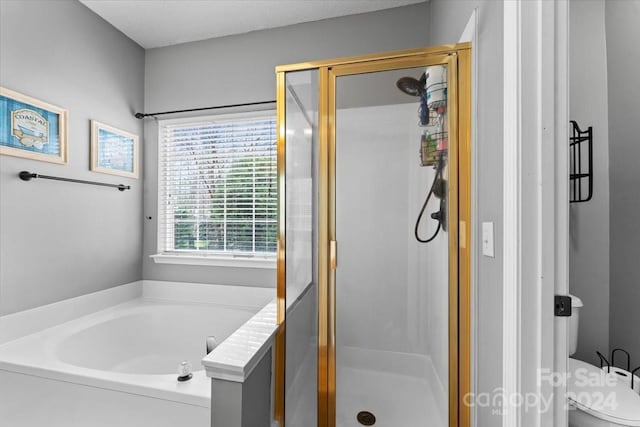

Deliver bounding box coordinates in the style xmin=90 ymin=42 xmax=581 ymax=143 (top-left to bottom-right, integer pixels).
xmin=429 ymin=1 xmax=504 ymax=425
xmin=211 ymin=351 xmax=273 ymax=427
xmin=142 ymin=3 xmax=431 ymax=286
xmin=606 ymin=0 xmax=640 ymax=363
xmin=569 ymin=0 xmax=610 ymax=367
xmin=0 ymin=0 xmax=144 ymax=315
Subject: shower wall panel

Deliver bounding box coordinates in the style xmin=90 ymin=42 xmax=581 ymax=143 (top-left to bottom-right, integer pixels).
xmin=335 ymin=102 xmax=449 ymax=378
xmin=412 ymin=161 xmax=450 ymax=393
xmin=334 ymin=67 xmax=452 ymax=425
xmin=335 ymin=104 xmax=413 ymax=354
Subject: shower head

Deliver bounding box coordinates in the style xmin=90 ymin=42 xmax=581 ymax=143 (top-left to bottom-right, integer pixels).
xmin=396 ymin=72 xmax=426 ymax=96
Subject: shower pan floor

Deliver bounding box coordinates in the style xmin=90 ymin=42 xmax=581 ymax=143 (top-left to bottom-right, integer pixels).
xmin=336 ymin=352 xmax=446 ymax=427
xmin=285 ymin=346 xmax=446 ymax=426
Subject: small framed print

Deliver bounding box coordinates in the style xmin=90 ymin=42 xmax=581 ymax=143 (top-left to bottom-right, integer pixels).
xmin=0 ymin=87 xmax=68 ymax=164
xmin=90 ymin=120 xmax=139 ymax=179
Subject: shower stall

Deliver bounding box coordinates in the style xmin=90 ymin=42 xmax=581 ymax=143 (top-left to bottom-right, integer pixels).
xmin=275 ymin=44 xmax=471 ymax=427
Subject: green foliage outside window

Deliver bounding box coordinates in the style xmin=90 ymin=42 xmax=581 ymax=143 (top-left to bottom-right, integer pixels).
xmin=172 ymin=157 xmax=277 ymax=253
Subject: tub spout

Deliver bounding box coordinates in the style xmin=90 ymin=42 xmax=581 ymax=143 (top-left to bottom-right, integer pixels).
xmin=206 ymin=336 xmax=218 ymax=354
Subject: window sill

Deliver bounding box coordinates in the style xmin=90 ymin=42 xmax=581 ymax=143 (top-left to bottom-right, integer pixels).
xmin=150 ymin=253 xmax=276 ymax=269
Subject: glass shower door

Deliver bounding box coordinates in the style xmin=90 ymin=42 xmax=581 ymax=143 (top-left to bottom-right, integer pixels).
xmin=278 ymin=69 xmax=319 ymax=427
xmin=331 ymin=60 xmax=455 ymax=427
xmin=276 ymin=44 xmax=471 ymax=427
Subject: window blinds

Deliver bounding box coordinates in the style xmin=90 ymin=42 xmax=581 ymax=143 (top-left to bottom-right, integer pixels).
xmin=158 ymin=115 xmax=277 ymax=257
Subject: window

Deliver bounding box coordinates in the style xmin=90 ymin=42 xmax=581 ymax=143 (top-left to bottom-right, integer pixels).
xmin=154 ymin=112 xmax=277 ymax=267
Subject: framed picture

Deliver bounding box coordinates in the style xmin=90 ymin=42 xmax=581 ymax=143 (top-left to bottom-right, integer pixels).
xmin=0 ymin=87 xmax=68 ymax=164
xmin=90 ymin=120 xmax=139 ymax=179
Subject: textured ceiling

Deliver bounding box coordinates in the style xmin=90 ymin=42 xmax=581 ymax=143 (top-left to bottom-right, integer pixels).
xmin=80 ymin=0 xmax=427 ymax=49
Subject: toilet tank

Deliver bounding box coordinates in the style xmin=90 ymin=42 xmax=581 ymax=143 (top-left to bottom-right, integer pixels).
xmin=568 ymin=294 xmax=583 ymax=356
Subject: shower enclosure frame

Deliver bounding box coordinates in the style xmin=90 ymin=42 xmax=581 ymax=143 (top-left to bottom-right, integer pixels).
xmin=274 ymin=43 xmax=472 ymax=427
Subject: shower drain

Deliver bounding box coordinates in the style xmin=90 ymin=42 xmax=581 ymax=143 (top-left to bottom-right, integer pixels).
xmin=357 ymin=411 xmax=376 ymax=426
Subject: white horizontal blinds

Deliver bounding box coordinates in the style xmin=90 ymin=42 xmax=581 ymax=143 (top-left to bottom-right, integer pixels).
xmin=159 ymin=116 xmax=277 ymax=256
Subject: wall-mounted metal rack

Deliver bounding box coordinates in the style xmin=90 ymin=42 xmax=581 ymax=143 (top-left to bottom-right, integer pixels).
xmin=569 ymin=120 xmax=593 ymax=203
xmin=597 ymin=348 xmax=640 ymax=392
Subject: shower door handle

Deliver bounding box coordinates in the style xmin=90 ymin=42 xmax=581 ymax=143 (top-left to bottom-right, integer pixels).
xmin=330 ymin=240 xmax=337 ymax=270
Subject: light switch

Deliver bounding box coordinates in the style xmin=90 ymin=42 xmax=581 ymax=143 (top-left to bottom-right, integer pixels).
xmin=482 ymin=222 xmax=495 ymax=257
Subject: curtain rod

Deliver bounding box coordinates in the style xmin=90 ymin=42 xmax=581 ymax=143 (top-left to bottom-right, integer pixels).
xmin=134 ymin=100 xmax=277 ymax=119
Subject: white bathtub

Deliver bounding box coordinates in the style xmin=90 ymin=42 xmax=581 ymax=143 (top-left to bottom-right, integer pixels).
xmin=0 ymin=281 xmax=274 ymax=427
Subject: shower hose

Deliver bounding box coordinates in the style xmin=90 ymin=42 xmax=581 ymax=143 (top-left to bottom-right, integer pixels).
xmin=414 ymin=156 xmax=444 ymax=243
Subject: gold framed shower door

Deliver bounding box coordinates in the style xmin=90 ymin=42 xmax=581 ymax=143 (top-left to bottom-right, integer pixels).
xmin=275 ymin=43 xmax=472 ymax=427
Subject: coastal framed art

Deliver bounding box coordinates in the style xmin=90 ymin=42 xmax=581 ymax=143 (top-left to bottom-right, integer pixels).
xmin=90 ymin=120 xmax=139 ymax=179
xmin=0 ymin=87 xmax=68 ymax=164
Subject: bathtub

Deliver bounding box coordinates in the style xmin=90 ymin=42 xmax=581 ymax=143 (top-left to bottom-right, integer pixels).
xmin=0 ymin=280 xmax=275 ymax=427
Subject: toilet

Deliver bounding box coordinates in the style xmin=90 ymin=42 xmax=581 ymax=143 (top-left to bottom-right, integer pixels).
xmin=568 ymin=295 xmax=640 ymax=427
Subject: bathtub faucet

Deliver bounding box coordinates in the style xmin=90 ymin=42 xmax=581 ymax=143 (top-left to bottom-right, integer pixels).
xmin=206 ymin=336 xmax=219 ymax=354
